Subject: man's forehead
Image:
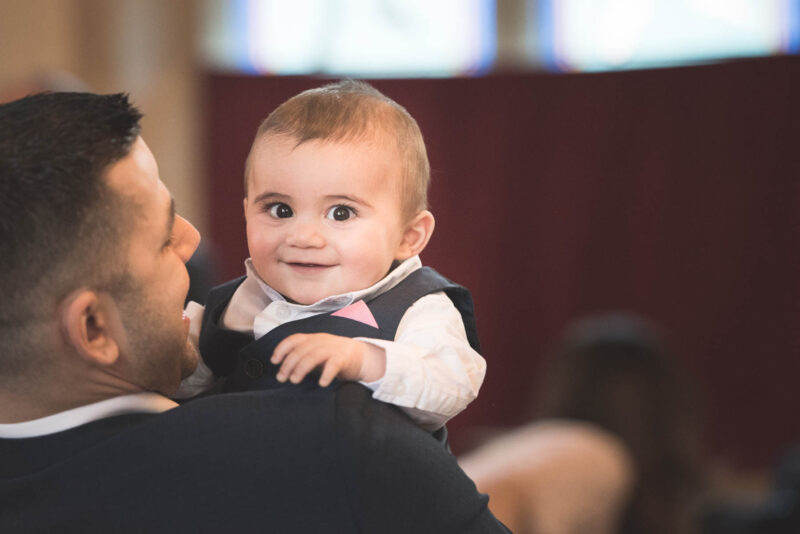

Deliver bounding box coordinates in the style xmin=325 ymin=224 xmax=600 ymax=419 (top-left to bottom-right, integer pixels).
xmin=105 ymin=137 xmax=172 ymax=226
xmin=105 ymin=137 xmax=160 ymax=193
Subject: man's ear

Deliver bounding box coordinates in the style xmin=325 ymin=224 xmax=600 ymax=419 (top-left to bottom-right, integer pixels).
xmin=396 ymin=210 xmax=435 ymax=260
xmin=59 ymin=290 xmax=121 ymax=367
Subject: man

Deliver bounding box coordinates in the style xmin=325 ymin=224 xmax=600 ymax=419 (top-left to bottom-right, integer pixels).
xmin=0 ymin=92 xmax=508 ymax=533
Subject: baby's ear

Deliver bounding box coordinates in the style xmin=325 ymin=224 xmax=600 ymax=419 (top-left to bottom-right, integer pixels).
xmin=396 ymin=210 xmax=435 ymax=260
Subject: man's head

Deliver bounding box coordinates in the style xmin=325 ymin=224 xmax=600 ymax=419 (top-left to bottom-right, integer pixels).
xmin=242 ymin=81 xmax=435 ymax=304
xmin=0 ymin=92 xmax=200 ymax=405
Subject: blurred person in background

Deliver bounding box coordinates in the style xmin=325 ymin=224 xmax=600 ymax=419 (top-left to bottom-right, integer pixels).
xmin=702 ymin=445 xmax=800 ymax=534
xmin=460 ymin=312 xmax=707 ymax=534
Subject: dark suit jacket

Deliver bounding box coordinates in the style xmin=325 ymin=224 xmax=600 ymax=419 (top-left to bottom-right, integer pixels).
xmin=0 ymin=383 xmax=508 ymax=533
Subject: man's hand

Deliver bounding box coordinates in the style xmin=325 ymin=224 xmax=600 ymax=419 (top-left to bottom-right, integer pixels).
xmin=271 ymin=333 xmax=386 ymax=387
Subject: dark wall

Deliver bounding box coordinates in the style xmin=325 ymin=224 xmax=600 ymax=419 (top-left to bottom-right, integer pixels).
xmin=202 ymin=56 xmax=800 ymax=468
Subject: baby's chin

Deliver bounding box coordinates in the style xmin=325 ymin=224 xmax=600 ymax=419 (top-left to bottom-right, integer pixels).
xmin=284 ymin=292 xmax=344 ymax=306
xmin=280 ymin=293 xmax=307 ymax=305
xmin=281 ymin=289 xmax=332 ymax=306
xmin=283 ymin=284 xmax=375 ymax=306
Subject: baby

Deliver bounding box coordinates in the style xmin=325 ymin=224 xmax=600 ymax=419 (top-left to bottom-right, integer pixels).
xmin=178 ymin=80 xmax=485 ymax=430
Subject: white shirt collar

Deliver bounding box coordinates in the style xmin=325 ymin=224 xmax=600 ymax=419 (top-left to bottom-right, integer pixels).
xmin=0 ymin=392 xmax=178 ymax=438
xmin=244 ymin=255 xmax=422 ymax=314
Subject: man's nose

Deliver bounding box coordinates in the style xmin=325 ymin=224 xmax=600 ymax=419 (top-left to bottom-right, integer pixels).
xmin=174 ymin=215 xmax=201 ymax=262
xmin=285 ymin=218 xmax=325 ymax=248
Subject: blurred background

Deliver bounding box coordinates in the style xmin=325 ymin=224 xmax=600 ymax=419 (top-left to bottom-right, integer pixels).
xmin=2 ymin=0 xmax=799 ymax=519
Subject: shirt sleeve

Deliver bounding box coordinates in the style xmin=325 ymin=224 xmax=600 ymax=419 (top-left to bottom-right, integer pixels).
xmin=355 ymin=291 xmax=486 ymax=430
xmin=172 ymin=301 xmax=221 ymax=399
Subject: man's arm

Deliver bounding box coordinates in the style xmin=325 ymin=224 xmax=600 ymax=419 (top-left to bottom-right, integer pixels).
xmin=333 ymin=383 xmax=510 ymax=534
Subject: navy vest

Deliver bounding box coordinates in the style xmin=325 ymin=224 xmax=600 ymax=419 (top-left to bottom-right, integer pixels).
xmin=199 ymin=267 xmax=480 ymax=394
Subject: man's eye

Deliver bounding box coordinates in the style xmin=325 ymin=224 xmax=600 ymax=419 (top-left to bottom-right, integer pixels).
xmin=267 ymin=203 xmax=293 ymax=218
xmin=326 ymin=205 xmax=354 ymax=221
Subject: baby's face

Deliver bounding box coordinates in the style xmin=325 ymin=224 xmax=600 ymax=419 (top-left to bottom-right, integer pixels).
xmin=244 ymin=134 xmax=410 ymax=305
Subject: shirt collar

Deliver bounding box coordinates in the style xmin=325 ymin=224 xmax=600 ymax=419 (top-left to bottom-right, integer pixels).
xmin=243 ymin=255 xmax=422 ymax=313
xmin=0 ymin=392 xmax=178 ymax=439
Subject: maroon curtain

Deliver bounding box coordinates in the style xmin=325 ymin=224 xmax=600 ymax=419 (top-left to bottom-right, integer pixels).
xmin=203 ymin=55 xmax=800 ymax=468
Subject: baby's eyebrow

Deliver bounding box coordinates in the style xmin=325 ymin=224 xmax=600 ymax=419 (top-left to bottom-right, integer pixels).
xmin=325 ymin=194 xmax=370 ymax=206
xmin=252 ymin=191 xmax=288 ymax=204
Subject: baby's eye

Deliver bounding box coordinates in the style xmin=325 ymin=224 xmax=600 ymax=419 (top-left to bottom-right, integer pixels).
xmin=267 ymin=203 xmax=293 ymax=218
xmin=326 ymin=205 xmax=355 ymax=221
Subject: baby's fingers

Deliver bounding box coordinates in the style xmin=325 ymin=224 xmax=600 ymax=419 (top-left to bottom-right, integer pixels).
xmin=318 ymin=359 xmax=343 ymax=388
xmin=271 ymin=334 xmax=307 ymax=365
xmin=274 ymin=344 xmax=310 ymax=383
xmin=287 ymin=353 xmax=329 ymax=384
xmin=276 ymin=352 xmax=310 ymax=382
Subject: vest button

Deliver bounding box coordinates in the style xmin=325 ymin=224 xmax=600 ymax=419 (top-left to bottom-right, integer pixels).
xmin=244 ymin=358 xmax=264 ymax=378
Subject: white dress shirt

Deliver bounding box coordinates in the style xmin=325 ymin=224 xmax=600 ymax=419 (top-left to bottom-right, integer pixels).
xmin=0 ymin=393 xmax=177 ymax=438
xmin=176 ymin=256 xmax=485 ymax=430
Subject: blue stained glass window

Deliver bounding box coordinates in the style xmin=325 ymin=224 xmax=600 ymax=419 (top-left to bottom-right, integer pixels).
xmin=535 ymin=0 xmax=800 ymax=72
xmin=202 ymin=0 xmax=496 ymax=77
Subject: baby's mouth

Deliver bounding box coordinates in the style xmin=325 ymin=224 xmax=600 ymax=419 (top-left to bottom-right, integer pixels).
xmin=288 ymin=262 xmax=329 ymax=268
xmin=285 ymin=261 xmax=334 ymax=272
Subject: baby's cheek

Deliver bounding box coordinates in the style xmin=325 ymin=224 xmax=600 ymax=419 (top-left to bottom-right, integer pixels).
xmin=249 ymin=235 xmax=276 ymax=259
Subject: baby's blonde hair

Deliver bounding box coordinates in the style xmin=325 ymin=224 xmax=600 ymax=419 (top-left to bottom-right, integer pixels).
xmin=245 ymin=80 xmax=430 ymax=220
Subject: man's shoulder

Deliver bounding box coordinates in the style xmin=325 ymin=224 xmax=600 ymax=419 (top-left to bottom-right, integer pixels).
xmin=173 ymin=384 xmax=425 ymax=450
xmin=0 ymin=387 xmax=372 ymax=531
xmin=170 ymin=382 xmax=402 ymax=432
xmin=107 ymin=386 xmax=389 ymax=477
xmin=1 ymin=385 xmax=509 ymax=533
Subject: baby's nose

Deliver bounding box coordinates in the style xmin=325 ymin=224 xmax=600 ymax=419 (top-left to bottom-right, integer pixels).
xmin=286 ymin=220 xmax=325 ymax=248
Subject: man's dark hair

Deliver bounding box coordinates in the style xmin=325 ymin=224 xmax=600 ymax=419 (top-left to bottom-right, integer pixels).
xmin=0 ymin=92 xmax=142 ymax=378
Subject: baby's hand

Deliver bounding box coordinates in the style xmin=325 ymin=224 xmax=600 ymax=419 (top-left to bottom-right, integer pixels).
xmin=271 ymin=333 xmax=385 ymax=387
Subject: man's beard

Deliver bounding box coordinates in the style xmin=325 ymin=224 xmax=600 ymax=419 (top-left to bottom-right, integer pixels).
xmin=115 ymin=280 xmax=199 ymax=395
